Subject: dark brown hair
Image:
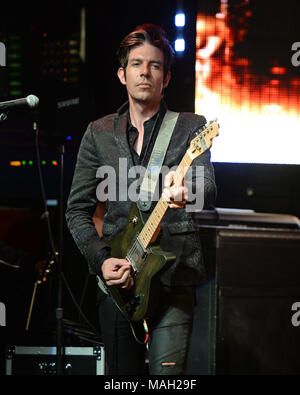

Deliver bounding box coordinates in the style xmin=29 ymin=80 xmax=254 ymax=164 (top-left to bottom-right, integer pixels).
xmin=117 ymin=23 xmax=175 ymax=79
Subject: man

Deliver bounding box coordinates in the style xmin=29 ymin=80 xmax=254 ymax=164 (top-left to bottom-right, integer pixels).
xmin=66 ymin=24 xmax=217 ymax=375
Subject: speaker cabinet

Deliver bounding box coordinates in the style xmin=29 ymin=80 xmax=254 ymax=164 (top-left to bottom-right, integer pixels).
xmin=187 ymin=226 xmax=300 ymax=375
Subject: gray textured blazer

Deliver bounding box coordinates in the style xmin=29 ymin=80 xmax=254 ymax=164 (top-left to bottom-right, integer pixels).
xmin=65 ymin=101 xmax=217 ymax=287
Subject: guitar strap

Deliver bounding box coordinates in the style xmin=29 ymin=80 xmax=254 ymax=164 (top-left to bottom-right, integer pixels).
xmin=137 ymin=110 xmax=179 ymax=212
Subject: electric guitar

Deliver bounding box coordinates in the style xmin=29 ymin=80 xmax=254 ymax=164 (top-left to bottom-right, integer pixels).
xmin=97 ymin=120 xmax=219 ymax=341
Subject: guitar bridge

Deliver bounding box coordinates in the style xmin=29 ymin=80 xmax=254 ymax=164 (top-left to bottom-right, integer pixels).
xmin=126 ymin=234 xmax=148 ymax=274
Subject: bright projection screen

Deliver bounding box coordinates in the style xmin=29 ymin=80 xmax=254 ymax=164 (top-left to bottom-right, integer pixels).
xmin=195 ymin=0 xmax=300 ymax=164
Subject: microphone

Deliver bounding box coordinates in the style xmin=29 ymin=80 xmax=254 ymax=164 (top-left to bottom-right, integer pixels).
xmin=0 ymin=94 xmax=39 ymax=110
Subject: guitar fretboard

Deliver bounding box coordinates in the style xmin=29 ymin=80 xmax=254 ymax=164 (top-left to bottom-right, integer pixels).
xmin=138 ymin=151 xmax=193 ymax=248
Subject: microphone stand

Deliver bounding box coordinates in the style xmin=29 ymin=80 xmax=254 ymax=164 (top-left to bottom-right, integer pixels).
xmin=33 ymin=120 xmax=66 ymax=375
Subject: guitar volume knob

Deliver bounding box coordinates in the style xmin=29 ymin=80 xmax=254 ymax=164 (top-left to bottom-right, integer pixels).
xmin=129 ymin=216 xmax=138 ymax=225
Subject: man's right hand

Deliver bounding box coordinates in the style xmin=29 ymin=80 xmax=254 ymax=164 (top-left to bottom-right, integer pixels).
xmin=101 ymin=257 xmax=134 ymax=290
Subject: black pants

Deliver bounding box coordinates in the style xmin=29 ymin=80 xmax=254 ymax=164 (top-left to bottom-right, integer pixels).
xmin=97 ymin=286 xmax=195 ymax=375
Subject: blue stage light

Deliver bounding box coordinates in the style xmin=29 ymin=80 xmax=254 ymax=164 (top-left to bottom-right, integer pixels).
xmin=175 ymin=38 xmax=185 ymax=52
xmin=175 ymin=13 xmax=185 ymax=27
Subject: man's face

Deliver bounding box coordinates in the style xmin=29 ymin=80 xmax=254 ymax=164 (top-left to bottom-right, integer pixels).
xmin=117 ymin=42 xmax=171 ymax=106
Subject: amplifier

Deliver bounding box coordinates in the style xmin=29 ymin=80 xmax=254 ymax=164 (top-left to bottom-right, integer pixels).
xmin=187 ymin=222 xmax=300 ymax=375
xmin=6 ymin=345 xmax=105 ymax=375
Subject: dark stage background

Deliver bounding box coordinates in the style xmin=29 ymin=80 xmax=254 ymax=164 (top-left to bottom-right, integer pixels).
xmin=0 ymin=0 xmax=300 ymax=375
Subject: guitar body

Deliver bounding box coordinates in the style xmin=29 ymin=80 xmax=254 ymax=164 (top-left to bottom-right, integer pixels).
xmin=106 ymin=202 xmax=175 ymax=323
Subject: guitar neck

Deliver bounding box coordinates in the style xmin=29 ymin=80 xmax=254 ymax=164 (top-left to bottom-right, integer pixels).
xmin=138 ymin=152 xmax=193 ymax=248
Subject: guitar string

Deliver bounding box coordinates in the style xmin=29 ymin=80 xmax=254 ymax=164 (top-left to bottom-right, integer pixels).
xmin=126 ymin=235 xmax=143 ymax=262
xmin=126 ymin=153 xmax=192 ymax=270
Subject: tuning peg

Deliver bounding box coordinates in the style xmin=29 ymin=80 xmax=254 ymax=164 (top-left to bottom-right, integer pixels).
xmin=194 ymin=123 xmax=206 ymax=135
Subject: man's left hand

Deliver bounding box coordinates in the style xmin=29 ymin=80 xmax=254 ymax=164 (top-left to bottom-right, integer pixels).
xmin=162 ymin=171 xmax=188 ymax=209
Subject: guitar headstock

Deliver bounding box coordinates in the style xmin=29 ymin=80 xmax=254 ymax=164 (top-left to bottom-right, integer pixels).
xmin=187 ymin=119 xmax=219 ymax=160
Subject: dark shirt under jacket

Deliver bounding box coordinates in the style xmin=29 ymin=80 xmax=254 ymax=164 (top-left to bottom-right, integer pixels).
xmin=127 ymin=110 xmax=159 ymax=166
